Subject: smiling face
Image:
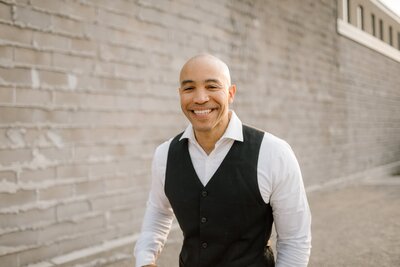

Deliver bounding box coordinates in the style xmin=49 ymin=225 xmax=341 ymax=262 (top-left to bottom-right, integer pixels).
xmin=179 ymin=55 xmax=236 ymax=140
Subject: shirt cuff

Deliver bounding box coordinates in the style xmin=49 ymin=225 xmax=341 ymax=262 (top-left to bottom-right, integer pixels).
xmin=135 ymin=251 xmax=156 ymax=267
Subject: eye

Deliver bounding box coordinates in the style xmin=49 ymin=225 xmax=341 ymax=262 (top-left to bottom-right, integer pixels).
xmin=183 ymin=87 xmax=194 ymax=91
xmin=207 ymin=85 xmax=219 ymax=90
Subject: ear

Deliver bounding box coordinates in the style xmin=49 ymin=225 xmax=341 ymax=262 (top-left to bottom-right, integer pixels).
xmin=228 ymin=84 xmax=236 ymax=104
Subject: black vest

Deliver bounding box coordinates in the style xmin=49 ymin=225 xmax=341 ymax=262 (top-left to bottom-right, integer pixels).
xmin=165 ymin=125 xmax=274 ymax=267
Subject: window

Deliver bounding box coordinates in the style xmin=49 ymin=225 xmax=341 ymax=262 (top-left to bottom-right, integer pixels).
xmin=371 ymin=14 xmax=376 ymax=36
xmin=398 ymin=32 xmax=400 ymax=50
xmin=389 ymin=26 xmax=393 ymax=46
xmin=356 ymin=5 xmax=364 ymax=30
xmin=347 ymin=0 xmax=351 ymax=22
xmin=379 ymin=19 xmax=384 ymax=40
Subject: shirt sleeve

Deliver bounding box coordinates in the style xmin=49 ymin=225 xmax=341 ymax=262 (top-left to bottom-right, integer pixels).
xmin=258 ymin=134 xmax=312 ymax=267
xmin=134 ymin=141 xmax=174 ymax=267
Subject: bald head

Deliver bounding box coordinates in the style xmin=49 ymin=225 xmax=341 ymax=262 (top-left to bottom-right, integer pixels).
xmin=179 ymin=54 xmax=232 ymax=87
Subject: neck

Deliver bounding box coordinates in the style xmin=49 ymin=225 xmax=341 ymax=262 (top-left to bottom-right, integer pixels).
xmin=194 ymin=131 xmax=221 ymax=155
xmin=194 ymin=112 xmax=232 ymax=155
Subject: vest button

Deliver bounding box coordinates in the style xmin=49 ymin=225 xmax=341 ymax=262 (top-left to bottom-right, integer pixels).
xmin=201 ymin=217 xmax=207 ymax=223
xmin=201 ymin=242 xmax=208 ymax=248
xmin=201 ymin=190 xmax=208 ymax=197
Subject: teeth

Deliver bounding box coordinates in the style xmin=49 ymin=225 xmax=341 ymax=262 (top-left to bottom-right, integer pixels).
xmin=193 ymin=109 xmax=211 ymax=115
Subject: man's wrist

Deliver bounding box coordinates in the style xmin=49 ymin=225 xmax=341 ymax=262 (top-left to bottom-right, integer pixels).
xmin=135 ymin=250 xmax=156 ymax=267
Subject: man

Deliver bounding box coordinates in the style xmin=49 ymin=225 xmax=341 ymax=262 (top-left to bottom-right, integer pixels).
xmin=134 ymin=54 xmax=311 ymax=267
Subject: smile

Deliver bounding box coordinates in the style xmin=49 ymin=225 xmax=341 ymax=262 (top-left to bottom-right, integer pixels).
xmin=193 ymin=109 xmax=212 ymax=115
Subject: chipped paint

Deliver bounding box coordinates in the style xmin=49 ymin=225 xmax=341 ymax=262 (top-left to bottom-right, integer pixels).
xmin=46 ymin=131 xmax=64 ymax=148
xmin=6 ymin=128 xmax=26 ymax=147
xmin=31 ymin=69 xmax=40 ymax=88
xmin=68 ymin=74 xmax=77 ymax=90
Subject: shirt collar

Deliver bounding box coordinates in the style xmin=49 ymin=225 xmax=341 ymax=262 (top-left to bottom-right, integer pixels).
xmin=180 ymin=110 xmax=243 ymax=143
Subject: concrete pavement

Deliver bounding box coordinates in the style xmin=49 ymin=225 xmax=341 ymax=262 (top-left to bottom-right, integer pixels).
xmin=308 ymin=175 xmax=400 ymax=267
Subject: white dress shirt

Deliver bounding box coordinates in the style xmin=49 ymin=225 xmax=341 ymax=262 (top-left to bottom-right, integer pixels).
xmin=134 ymin=111 xmax=311 ymax=267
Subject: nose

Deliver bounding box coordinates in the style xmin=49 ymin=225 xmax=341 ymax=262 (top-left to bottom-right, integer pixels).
xmin=193 ymin=88 xmax=209 ymax=104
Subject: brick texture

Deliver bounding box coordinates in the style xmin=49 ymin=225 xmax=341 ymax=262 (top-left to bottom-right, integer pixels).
xmin=0 ymin=0 xmax=399 ymax=266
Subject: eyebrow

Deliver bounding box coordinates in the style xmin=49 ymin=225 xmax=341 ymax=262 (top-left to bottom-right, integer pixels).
xmin=180 ymin=79 xmax=223 ymax=86
xmin=181 ymin=80 xmax=194 ymax=86
xmin=205 ymin=79 xmax=222 ymax=84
